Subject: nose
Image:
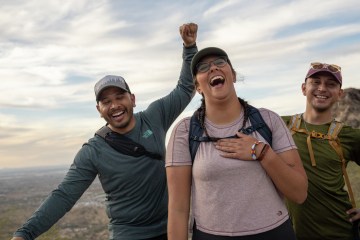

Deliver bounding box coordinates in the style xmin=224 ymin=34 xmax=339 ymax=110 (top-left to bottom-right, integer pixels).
xmin=317 ymin=82 xmax=327 ymax=91
xmin=209 ymin=62 xmax=219 ymax=72
xmin=110 ymin=100 xmax=118 ymax=110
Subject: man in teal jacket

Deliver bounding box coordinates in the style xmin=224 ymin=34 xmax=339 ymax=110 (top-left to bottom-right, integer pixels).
xmin=11 ymin=23 xmax=198 ymax=240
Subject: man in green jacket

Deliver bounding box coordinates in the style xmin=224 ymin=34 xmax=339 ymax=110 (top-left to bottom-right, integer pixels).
xmin=282 ymin=62 xmax=360 ymax=240
xmin=11 ymin=22 xmax=198 ymax=240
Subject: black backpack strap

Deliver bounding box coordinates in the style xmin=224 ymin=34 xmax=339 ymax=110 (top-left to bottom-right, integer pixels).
xmin=243 ymin=105 xmax=272 ymax=147
xmin=188 ymin=105 xmax=272 ymax=163
xmin=95 ymin=125 xmax=112 ymax=138
xmin=95 ymin=125 xmax=163 ymax=160
xmin=189 ymin=111 xmax=204 ymax=163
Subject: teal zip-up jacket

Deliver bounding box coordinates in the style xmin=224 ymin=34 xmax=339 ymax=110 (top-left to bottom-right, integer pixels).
xmin=13 ymin=45 xmax=197 ymax=240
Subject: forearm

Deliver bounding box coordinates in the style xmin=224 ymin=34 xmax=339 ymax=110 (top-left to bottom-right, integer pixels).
xmin=179 ymin=45 xmax=197 ymax=97
xmin=168 ymin=208 xmax=189 ymax=240
xmin=13 ymin=191 xmax=71 ymax=239
xmin=260 ymin=148 xmax=308 ymax=204
xmin=166 ymin=166 xmax=192 ymax=240
xmin=13 ymin=163 xmax=96 ymax=239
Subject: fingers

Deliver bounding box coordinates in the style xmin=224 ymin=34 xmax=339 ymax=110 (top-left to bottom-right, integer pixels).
xmin=179 ymin=22 xmax=198 ymax=35
xmin=347 ymin=208 xmax=360 ymax=222
xmin=188 ymin=23 xmax=198 ymax=33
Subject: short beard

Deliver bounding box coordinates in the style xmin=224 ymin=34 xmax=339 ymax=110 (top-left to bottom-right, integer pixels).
xmin=313 ymin=105 xmax=330 ymax=113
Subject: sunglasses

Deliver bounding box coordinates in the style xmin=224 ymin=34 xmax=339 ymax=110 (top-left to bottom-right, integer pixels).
xmin=196 ymin=57 xmax=228 ymax=73
xmin=310 ymin=62 xmax=341 ymax=73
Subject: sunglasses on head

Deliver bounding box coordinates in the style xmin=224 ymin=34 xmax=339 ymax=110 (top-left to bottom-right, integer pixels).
xmin=310 ymin=62 xmax=341 ymax=73
xmin=196 ymin=57 xmax=228 ymax=73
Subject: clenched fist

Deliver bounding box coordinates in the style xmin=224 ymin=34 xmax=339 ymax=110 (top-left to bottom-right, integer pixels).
xmin=179 ymin=23 xmax=198 ymax=47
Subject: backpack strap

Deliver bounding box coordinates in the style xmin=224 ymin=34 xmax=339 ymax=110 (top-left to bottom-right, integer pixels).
xmin=246 ymin=105 xmax=272 ymax=147
xmin=189 ymin=104 xmax=272 ymax=163
xmin=327 ymin=121 xmax=356 ymax=208
xmin=288 ymin=114 xmax=302 ymax=135
xmin=96 ymin=125 xmax=111 ymax=138
xmin=288 ymin=116 xmax=356 ymax=208
xmin=95 ymin=125 xmax=163 ymax=160
xmin=288 ymin=114 xmax=318 ymax=166
xmin=189 ymin=111 xmax=204 ymax=162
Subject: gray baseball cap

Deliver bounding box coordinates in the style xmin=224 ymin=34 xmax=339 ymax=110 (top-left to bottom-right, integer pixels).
xmin=94 ymin=75 xmax=131 ymax=101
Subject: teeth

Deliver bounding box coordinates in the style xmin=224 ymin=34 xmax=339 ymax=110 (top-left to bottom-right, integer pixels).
xmin=316 ymin=95 xmax=327 ymax=99
xmin=210 ymin=75 xmax=224 ymax=82
xmin=210 ymin=76 xmax=225 ymax=86
xmin=210 ymin=75 xmax=223 ymax=80
xmin=112 ymin=111 xmax=124 ymax=117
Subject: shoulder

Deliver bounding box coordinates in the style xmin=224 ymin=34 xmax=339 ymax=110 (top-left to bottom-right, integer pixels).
xmin=339 ymin=124 xmax=360 ymax=139
xmin=257 ymin=107 xmax=279 ymax=117
xmin=256 ymin=107 xmax=285 ymax=127
xmin=80 ymin=135 xmax=108 ymax=156
xmin=171 ymin=116 xmax=192 ymax=135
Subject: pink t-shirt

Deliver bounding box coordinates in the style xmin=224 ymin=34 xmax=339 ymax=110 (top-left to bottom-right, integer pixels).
xmin=166 ymin=108 xmax=297 ymax=236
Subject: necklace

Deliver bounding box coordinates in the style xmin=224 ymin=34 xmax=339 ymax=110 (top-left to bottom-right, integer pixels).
xmin=301 ymin=114 xmax=310 ymax=132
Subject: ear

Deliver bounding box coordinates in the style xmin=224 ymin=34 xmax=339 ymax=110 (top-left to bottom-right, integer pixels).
xmin=130 ymin=93 xmax=136 ymax=107
xmin=96 ymin=104 xmax=104 ymax=118
xmin=301 ymin=82 xmax=307 ymax=96
xmin=196 ymin=85 xmax=202 ymax=94
xmin=338 ymin=88 xmax=344 ymax=99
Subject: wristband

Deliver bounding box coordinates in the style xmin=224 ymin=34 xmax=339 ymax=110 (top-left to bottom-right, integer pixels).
xmin=257 ymin=144 xmax=270 ymax=161
xmin=251 ymin=140 xmax=263 ymax=160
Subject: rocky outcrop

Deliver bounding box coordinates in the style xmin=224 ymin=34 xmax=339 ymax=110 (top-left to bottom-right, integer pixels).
xmin=332 ymin=88 xmax=360 ymax=128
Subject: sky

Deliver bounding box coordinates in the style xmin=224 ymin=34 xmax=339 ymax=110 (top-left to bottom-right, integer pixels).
xmin=1 ymin=0 xmax=360 ymax=169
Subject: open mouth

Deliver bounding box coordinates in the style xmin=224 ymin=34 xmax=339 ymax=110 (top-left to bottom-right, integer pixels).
xmin=210 ymin=76 xmax=225 ymax=87
xmin=112 ymin=110 xmax=125 ymax=119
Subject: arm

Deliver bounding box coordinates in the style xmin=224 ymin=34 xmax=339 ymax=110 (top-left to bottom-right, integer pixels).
xmin=215 ymin=132 xmax=308 ymax=204
xmin=165 ymin=118 xmax=193 ymax=240
xmin=143 ymin=23 xmax=198 ymax=130
xmin=11 ymin=146 xmax=97 ymax=240
xmin=257 ymin=144 xmax=308 ymax=204
xmin=166 ymin=166 xmax=192 ymax=240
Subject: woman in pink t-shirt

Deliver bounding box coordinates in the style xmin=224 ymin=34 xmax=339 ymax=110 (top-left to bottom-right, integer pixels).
xmin=166 ymin=47 xmax=308 ymax=240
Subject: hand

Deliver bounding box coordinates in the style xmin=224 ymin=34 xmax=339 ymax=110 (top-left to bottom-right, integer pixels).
xmin=347 ymin=208 xmax=360 ymax=223
xmin=179 ymin=23 xmax=197 ymax=47
xmin=215 ymin=132 xmax=265 ymax=161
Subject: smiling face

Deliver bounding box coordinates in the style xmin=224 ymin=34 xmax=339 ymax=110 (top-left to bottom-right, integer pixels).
xmin=194 ymin=55 xmax=236 ymax=101
xmin=302 ymin=71 xmax=343 ymax=113
xmin=96 ymin=86 xmax=136 ymax=134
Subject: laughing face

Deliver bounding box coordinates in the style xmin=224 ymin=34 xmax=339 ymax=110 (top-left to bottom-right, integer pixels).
xmin=96 ymin=87 xmax=136 ymax=134
xmin=302 ymin=71 xmax=343 ymax=113
xmin=195 ymin=55 xmax=236 ymax=100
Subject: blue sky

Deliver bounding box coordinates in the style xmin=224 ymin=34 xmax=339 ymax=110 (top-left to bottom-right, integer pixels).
xmin=1 ymin=0 xmax=360 ymax=169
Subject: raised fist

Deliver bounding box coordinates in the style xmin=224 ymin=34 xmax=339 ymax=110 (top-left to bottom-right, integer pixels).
xmin=179 ymin=23 xmax=198 ymax=47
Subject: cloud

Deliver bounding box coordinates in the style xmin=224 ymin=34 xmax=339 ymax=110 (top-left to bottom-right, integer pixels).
xmin=1 ymin=0 xmax=359 ymax=168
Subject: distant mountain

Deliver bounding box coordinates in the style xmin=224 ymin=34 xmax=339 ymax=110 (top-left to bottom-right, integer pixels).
xmin=332 ymin=87 xmax=360 ymax=128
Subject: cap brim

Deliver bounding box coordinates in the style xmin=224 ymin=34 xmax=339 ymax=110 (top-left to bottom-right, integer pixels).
xmin=191 ymin=47 xmax=228 ymax=76
xmin=96 ymin=85 xmax=129 ymax=101
xmin=306 ymin=68 xmax=342 ymax=85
